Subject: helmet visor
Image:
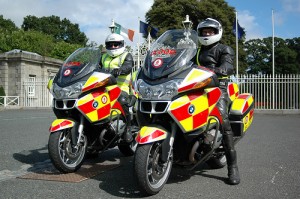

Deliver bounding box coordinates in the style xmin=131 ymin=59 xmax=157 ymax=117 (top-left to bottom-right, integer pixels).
xmin=106 ymin=41 xmax=124 ymax=50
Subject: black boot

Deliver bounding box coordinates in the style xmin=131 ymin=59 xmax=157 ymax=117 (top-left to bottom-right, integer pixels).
xmin=223 ymin=132 xmax=240 ymax=185
xmin=123 ymin=125 xmax=133 ymax=143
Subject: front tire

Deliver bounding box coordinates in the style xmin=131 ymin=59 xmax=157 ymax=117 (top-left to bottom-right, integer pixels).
xmin=48 ymin=129 xmax=87 ymax=173
xmin=134 ymin=142 xmax=173 ymax=195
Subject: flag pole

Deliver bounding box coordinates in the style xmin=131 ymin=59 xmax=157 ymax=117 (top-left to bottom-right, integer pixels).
xmin=137 ymin=18 xmax=140 ymax=69
xmin=272 ymin=9 xmax=275 ymax=109
xmin=235 ymin=11 xmax=239 ymax=81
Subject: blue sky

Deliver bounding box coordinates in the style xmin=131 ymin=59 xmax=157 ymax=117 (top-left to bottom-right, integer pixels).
xmin=0 ymin=0 xmax=299 ymax=46
xmin=226 ymin=0 xmax=300 ymax=40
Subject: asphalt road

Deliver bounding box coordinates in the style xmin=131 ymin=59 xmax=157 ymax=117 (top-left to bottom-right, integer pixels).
xmin=0 ymin=109 xmax=299 ymax=199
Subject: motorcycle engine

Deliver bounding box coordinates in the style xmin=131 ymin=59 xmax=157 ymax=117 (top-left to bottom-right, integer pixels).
xmin=204 ymin=129 xmax=222 ymax=149
xmin=111 ymin=120 xmax=126 ymax=135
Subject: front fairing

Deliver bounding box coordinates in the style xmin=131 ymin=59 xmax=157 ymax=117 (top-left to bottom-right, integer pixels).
xmin=54 ymin=47 xmax=101 ymax=87
xmin=143 ymin=29 xmax=198 ymax=80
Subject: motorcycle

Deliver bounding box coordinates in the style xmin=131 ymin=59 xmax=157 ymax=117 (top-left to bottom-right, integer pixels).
xmin=133 ymin=27 xmax=254 ymax=195
xmin=47 ymin=47 xmax=138 ymax=173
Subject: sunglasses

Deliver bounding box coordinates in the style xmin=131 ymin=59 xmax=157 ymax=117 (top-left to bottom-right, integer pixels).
xmin=107 ymin=42 xmax=121 ymax=48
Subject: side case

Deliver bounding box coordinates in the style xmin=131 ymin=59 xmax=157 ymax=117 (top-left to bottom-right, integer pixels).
xmin=229 ymin=93 xmax=254 ymax=136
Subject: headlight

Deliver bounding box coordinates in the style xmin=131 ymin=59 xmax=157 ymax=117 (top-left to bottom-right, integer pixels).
xmin=52 ymin=81 xmax=84 ymax=99
xmin=137 ymin=79 xmax=182 ymax=100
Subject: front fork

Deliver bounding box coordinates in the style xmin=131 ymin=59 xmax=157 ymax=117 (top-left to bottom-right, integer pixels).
xmin=71 ymin=115 xmax=85 ymax=146
xmin=160 ymin=122 xmax=177 ymax=163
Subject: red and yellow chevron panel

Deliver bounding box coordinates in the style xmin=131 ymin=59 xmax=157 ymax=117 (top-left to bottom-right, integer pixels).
xmin=49 ymin=119 xmax=74 ymax=132
xmin=243 ymin=108 xmax=254 ymax=132
xmin=76 ymin=85 xmax=121 ymax=123
xmin=82 ymin=72 xmax=111 ymax=92
xmin=228 ymin=83 xmax=239 ymax=102
xmin=168 ymin=88 xmax=221 ymax=133
xmin=230 ymin=93 xmax=254 ymax=115
xmin=136 ymin=126 xmax=168 ymax=144
xmin=178 ymin=68 xmax=213 ymax=93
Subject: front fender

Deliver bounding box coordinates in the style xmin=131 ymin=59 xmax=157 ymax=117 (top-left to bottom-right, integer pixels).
xmin=135 ymin=126 xmax=168 ymax=144
xmin=49 ymin=119 xmax=75 ymax=133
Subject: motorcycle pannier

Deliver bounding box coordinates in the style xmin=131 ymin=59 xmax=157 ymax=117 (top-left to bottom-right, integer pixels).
xmin=229 ymin=93 xmax=254 ymax=136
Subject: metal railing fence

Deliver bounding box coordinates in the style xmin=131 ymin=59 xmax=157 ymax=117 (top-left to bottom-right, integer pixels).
xmin=237 ymin=74 xmax=300 ymax=110
xmin=1 ymin=74 xmax=299 ymax=111
xmin=0 ymin=96 xmax=20 ymax=106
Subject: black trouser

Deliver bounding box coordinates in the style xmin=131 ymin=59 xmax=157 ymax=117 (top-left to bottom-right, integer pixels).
xmin=118 ymin=91 xmax=131 ymax=126
xmin=218 ymin=81 xmax=237 ymax=169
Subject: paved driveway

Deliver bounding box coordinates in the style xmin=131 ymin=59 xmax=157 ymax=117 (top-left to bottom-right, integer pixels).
xmin=0 ymin=109 xmax=299 ymax=198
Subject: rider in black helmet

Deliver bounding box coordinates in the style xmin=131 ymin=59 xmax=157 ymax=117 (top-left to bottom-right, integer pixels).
xmin=193 ymin=18 xmax=240 ymax=185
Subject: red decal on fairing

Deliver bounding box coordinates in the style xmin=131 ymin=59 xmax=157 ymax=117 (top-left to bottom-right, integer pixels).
xmin=242 ymin=102 xmax=249 ymax=114
xmin=50 ymin=120 xmax=72 ymax=132
xmin=171 ymin=103 xmax=191 ymax=121
xmin=112 ymin=101 xmax=125 ymax=116
xmin=108 ymin=87 xmax=121 ymax=102
xmin=140 ymin=130 xmax=165 ymax=143
xmin=193 ymin=109 xmax=209 ymax=128
xmin=178 ymin=82 xmax=197 ymax=93
xmin=151 ymin=49 xmax=176 ymax=56
xmin=187 ymin=92 xmax=203 ymax=101
xmin=238 ymin=94 xmax=250 ymax=99
xmin=152 ymin=58 xmax=163 ymax=68
xmin=207 ymin=88 xmax=221 ymax=106
xmin=64 ymin=61 xmax=81 ymax=67
xmin=82 ymin=82 xmax=98 ymax=92
xmin=92 ymin=89 xmax=105 ymax=98
xmin=210 ymin=106 xmax=223 ymax=123
xmin=96 ymin=103 xmax=111 ymax=119
xmin=228 ymin=84 xmax=235 ymax=96
xmin=63 ymin=69 xmax=71 ymax=76
xmin=78 ymin=100 xmax=94 ymax=114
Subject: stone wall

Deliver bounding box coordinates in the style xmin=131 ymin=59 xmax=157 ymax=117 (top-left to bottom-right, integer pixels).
xmin=0 ymin=50 xmax=63 ymax=97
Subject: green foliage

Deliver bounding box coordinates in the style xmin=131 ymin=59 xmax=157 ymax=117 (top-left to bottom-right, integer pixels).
xmin=0 ymin=15 xmax=18 ymax=32
xmin=22 ymin=15 xmax=88 ymax=46
xmin=245 ymin=37 xmax=300 ymax=74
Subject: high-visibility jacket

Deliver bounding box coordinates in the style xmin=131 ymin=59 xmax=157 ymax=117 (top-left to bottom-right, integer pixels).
xmin=101 ymin=52 xmax=131 ymax=94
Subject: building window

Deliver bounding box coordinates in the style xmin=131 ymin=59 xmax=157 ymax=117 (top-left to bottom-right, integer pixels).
xmin=28 ymin=75 xmax=36 ymax=97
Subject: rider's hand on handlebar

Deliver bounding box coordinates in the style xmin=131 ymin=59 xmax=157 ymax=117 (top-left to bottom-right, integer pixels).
xmin=111 ymin=68 xmax=121 ymax=77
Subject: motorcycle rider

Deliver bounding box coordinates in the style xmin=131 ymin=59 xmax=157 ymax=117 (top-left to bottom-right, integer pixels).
xmin=193 ymin=18 xmax=240 ymax=185
xmin=100 ymin=33 xmax=133 ymax=142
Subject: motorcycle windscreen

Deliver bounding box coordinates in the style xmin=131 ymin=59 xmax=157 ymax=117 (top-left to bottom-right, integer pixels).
xmin=143 ymin=29 xmax=198 ymax=80
xmin=55 ymin=47 xmax=101 ymax=86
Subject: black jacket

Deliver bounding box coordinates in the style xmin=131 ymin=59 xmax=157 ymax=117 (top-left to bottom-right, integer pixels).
xmin=193 ymin=43 xmax=234 ymax=77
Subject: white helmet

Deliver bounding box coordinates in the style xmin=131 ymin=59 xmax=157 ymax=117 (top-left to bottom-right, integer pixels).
xmin=105 ymin=33 xmax=125 ymax=57
xmin=197 ymin=18 xmax=223 ymax=46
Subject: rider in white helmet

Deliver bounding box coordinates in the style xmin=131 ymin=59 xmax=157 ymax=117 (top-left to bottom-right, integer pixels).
xmin=193 ymin=18 xmax=240 ymax=185
xmin=100 ymin=33 xmax=134 ymax=143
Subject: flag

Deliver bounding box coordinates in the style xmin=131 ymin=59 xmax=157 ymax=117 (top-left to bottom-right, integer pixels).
xmin=115 ymin=22 xmax=135 ymax=42
xmin=139 ymin=21 xmax=159 ymax=38
xmin=232 ymin=20 xmax=245 ymax=40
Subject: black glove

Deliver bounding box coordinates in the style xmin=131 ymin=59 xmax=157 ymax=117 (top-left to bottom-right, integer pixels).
xmin=111 ymin=68 xmax=121 ymax=77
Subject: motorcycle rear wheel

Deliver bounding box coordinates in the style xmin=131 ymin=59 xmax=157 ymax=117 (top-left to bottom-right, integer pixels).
xmin=48 ymin=129 xmax=87 ymax=173
xmin=134 ymin=142 xmax=173 ymax=196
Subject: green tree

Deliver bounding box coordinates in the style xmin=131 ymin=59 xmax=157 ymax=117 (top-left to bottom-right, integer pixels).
xmin=245 ymin=37 xmax=300 ymax=74
xmin=0 ymin=15 xmax=18 ymax=32
xmin=22 ymin=15 xmax=88 ymax=45
xmin=145 ymin=0 xmax=247 ymax=73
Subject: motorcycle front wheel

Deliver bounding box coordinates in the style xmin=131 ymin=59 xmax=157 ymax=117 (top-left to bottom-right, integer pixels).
xmin=134 ymin=142 xmax=173 ymax=196
xmin=48 ymin=129 xmax=87 ymax=173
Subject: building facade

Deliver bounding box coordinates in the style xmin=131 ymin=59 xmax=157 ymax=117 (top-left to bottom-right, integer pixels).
xmin=0 ymin=49 xmax=62 ymax=106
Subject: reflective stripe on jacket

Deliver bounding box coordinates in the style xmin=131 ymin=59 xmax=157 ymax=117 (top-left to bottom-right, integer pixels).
xmin=101 ymin=52 xmax=131 ymax=94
